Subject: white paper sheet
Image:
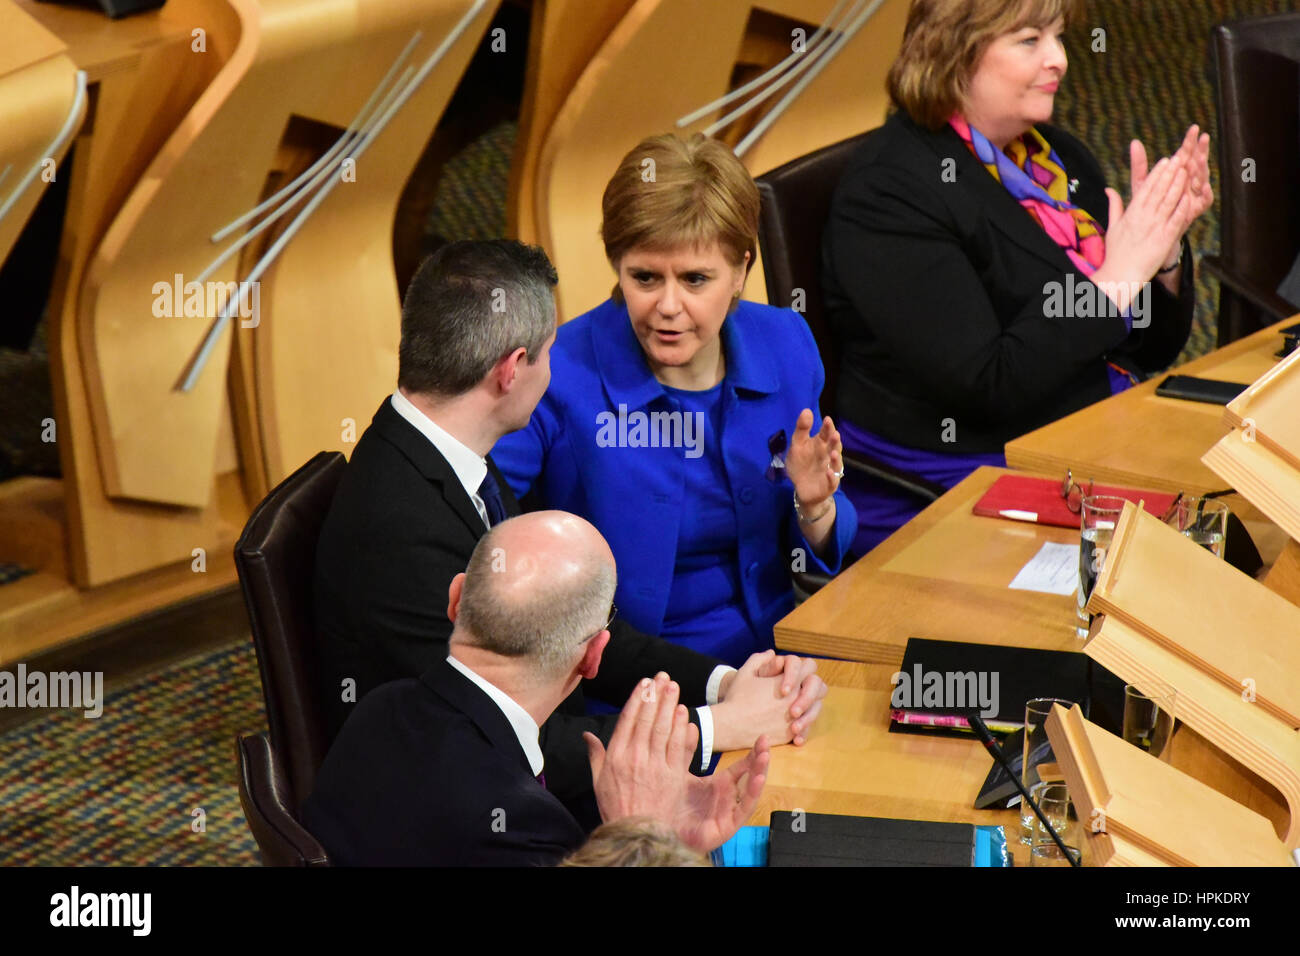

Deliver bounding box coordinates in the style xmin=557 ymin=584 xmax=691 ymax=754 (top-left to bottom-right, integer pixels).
xmin=1008 ymin=541 xmax=1079 ymax=596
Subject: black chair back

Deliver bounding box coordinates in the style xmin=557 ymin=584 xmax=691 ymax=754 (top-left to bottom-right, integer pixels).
xmin=755 ymin=131 xmax=874 ymax=412
xmin=234 ymin=451 xmax=345 ymax=808
xmin=1209 ymin=13 xmax=1300 ymax=344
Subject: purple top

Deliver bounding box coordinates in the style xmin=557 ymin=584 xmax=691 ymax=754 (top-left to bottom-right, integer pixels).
xmin=838 ymin=418 xmax=1005 ymax=555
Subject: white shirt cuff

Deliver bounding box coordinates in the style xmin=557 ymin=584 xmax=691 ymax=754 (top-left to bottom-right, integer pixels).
xmin=705 ymin=665 xmax=736 ymax=706
xmin=696 ymin=705 xmax=715 ymax=769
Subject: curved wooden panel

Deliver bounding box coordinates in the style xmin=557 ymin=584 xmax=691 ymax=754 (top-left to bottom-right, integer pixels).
xmin=534 ymin=0 xmax=908 ymax=320
xmin=506 ymin=0 xmax=633 ymax=244
xmin=256 ymin=0 xmax=497 ymax=485
xmin=81 ymin=0 xmax=497 ymax=507
xmin=0 ymin=2 xmax=81 ymax=265
xmin=78 ymin=0 xmax=248 ymax=509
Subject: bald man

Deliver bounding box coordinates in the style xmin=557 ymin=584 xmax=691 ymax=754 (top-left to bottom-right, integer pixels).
xmin=301 ymin=512 xmax=769 ymax=866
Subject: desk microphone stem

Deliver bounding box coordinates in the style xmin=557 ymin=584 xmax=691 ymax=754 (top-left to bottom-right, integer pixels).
xmin=967 ymin=714 xmax=1081 ymax=867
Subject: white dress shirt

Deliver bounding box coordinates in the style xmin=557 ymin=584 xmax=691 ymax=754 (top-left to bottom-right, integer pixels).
xmin=391 ymin=390 xmax=737 ymax=767
xmin=390 ymin=390 xmax=491 ymax=529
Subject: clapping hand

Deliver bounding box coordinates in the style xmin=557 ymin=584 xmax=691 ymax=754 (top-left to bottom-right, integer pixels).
xmin=584 ymin=673 xmax=770 ymax=853
xmin=1096 ymin=151 xmax=1192 ymax=294
xmin=1128 ymin=125 xmax=1213 ymax=270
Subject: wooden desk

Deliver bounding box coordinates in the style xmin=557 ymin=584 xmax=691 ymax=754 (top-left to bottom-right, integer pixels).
xmin=729 ymin=655 xmax=1290 ymax=857
xmin=722 ymin=659 xmax=1029 ymax=861
xmin=1006 ymin=316 xmax=1300 ymax=594
xmin=776 ymin=466 xmax=1080 ymax=665
xmin=1006 ymin=318 xmax=1297 ymax=498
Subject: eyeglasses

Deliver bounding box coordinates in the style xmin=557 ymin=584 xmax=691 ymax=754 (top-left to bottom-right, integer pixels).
xmin=1061 ymin=468 xmax=1094 ymax=514
xmin=580 ymin=603 xmax=617 ymax=644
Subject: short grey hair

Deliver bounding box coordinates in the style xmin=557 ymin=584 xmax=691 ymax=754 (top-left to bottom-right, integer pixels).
xmin=456 ymin=523 xmax=617 ymax=680
xmin=398 ymin=239 xmax=558 ymax=397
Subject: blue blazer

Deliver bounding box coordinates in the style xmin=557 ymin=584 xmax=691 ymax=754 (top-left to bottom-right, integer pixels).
xmin=491 ymin=298 xmax=856 ymax=651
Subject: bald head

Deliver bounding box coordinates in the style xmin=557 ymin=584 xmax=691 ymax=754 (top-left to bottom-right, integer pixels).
xmin=456 ymin=511 xmax=617 ymax=680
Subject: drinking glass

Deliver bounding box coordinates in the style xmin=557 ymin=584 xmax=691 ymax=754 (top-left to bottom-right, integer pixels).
xmin=1030 ymin=844 xmax=1082 ymax=867
xmin=1020 ymin=698 xmax=1075 ymax=845
xmin=1077 ymin=495 xmax=1126 ymax=638
xmin=1029 ymin=783 xmax=1079 ymax=865
xmin=1123 ymin=683 xmax=1177 ymax=761
xmin=1163 ymin=497 xmax=1229 ymax=559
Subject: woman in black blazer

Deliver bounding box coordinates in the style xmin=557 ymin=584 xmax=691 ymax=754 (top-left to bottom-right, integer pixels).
xmin=822 ymin=0 xmax=1214 ymax=553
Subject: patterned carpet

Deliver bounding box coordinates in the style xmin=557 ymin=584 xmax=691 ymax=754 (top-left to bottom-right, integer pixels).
xmin=0 ymin=642 xmax=265 ymax=866
xmin=1056 ymin=0 xmax=1300 ymax=363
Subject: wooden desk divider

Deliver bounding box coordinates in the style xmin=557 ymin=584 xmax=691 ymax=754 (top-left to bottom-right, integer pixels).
xmin=1083 ymin=502 xmax=1300 ymax=844
xmin=1203 ymin=345 xmax=1300 ymax=545
xmin=1044 ymin=704 xmax=1294 ymax=866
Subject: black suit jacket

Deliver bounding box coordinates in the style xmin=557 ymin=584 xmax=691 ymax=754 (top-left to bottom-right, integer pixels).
xmin=314 ymin=398 xmax=724 ymax=816
xmin=822 ymin=109 xmax=1194 ymax=454
xmin=302 ymin=658 xmax=587 ymax=866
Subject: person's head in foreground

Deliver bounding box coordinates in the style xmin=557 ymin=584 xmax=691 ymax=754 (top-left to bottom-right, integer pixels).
xmin=451 ymin=512 xmax=773 ymax=859
xmin=450 ymin=509 xmax=618 ymax=712
xmin=559 ymin=817 xmax=712 ymax=867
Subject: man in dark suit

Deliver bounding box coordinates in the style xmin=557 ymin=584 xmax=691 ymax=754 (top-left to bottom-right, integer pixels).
xmin=303 ymin=511 xmax=770 ymax=866
xmin=315 ymin=239 xmax=826 ymax=819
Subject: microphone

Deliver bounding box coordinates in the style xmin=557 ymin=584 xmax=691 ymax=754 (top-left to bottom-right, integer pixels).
xmin=967 ymin=713 xmax=1081 ymax=867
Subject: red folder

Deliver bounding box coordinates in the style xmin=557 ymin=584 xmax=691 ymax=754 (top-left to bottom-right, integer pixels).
xmin=972 ymin=474 xmax=1177 ymax=528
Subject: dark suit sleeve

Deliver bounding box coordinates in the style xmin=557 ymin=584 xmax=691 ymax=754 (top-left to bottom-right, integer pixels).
xmin=1123 ymin=235 xmax=1196 ymax=373
xmin=584 ymin=618 xmax=723 ymax=707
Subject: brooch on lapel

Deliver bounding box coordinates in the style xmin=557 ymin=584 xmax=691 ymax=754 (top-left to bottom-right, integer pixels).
xmin=764 ymin=429 xmax=788 ymax=483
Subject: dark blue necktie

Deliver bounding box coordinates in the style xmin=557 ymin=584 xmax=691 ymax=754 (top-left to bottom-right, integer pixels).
xmin=477 ymin=470 xmax=507 ymax=527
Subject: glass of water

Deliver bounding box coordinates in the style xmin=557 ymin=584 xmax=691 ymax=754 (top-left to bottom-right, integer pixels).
xmin=1163 ymin=497 xmax=1229 ymax=559
xmin=1123 ymin=682 xmax=1176 ymax=762
xmin=1021 ymin=698 xmax=1075 ymax=845
xmin=1077 ymin=495 xmax=1126 ymax=638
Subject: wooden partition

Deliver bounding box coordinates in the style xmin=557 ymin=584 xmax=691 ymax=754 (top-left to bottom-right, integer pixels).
xmin=2 ymin=1 xmax=499 ymax=663
xmin=0 ymin=5 xmax=83 ymax=266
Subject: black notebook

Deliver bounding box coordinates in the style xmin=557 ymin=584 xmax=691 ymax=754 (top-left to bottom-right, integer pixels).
xmin=887 ymin=637 xmax=1125 ymax=741
xmin=768 ymin=811 xmax=978 ymax=867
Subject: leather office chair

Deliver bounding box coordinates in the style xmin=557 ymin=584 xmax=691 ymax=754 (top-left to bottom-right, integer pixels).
xmin=1206 ymin=12 xmax=1300 ymax=346
xmin=233 ymin=450 xmax=346 ymax=866
xmin=756 ymin=134 xmax=946 ymax=594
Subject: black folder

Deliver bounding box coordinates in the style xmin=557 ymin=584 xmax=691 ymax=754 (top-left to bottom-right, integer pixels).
xmin=768 ymin=811 xmax=977 ymax=867
xmin=887 ymin=637 xmax=1125 ymax=740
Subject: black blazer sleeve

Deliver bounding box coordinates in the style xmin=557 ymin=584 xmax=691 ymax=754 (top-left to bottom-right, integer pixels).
xmin=825 ymin=159 xmax=1129 ymax=427
xmin=584 ymin=618 xmax=723 ymax=707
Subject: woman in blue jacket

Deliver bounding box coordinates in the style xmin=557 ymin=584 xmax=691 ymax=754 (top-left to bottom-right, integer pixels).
xmin=491 ymin=133 xmax=856 ymax=666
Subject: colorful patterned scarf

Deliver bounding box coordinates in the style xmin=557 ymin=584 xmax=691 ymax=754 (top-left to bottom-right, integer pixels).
xmin=950 ymin=116 xmax=1106 ymax=275
xmin=951 ymin=116 xmax=1136 ymax=391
